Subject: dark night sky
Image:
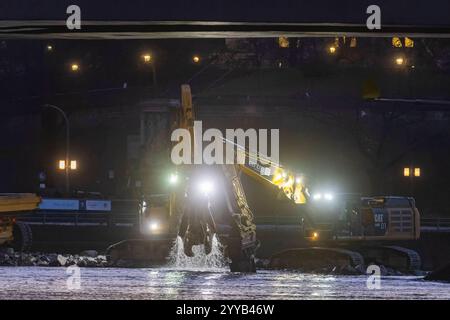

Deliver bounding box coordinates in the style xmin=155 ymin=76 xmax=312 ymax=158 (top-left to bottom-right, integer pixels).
xmin=1 ymin=0 xmax=450 ymax=26
xmin=1 ymin=1 xmax=450 ymax=215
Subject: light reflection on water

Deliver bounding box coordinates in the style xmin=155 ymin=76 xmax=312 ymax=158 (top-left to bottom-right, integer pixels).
xmin=0 ymin=266 xmax=449 ymax=300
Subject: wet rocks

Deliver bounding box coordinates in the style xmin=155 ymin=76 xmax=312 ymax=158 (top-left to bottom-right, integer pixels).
xmin=0 ymin=247 xmax=14 ymax=256
xmin=37 ymin=259 xmax=49 ymax=267
xmin=0 ymin=253 xmax=16 ymax=266
xmin=96 ymin=256 xmax=108 ymax=267
xmin=56 ymin=254 xmax=67 ymax=266
xmin=47 ymin=254 xmax=60 ymax=266
xmin=84 ymin=257 xmax=97 ymax=267
xmin=0 ymin=248 xmax=109 ymax=268
xmin=20 ymin=254 xmax=37 ymax=266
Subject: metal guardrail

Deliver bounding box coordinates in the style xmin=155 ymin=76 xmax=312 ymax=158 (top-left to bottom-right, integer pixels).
xmin=18 ymin=210 xmax=450 ymax=232
xmin=17 ymin=198 xmax=141 ymax=227
xmin=18 ymin=211 xmax=139 ymax=228
xmin=420 ymin=217 xmax=450 ymax=231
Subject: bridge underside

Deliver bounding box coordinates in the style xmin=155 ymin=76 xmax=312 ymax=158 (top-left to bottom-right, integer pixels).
xmin=1 ymin=0 xmax=450 ymax=39
xmin=1 ymin=21 xmax=450 ymax=40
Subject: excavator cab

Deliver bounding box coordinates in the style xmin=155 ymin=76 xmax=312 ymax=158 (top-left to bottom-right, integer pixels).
xmin=310 ymin=195 xmax=421 ymax=241
xmin=138 ymin=194 xmax=172 ymax=237
xmin=300 ymin=193 xmax=421 ymax=243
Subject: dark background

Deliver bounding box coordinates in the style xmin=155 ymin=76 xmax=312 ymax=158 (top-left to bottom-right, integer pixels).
xmin=1 ymin=37 xmax=450 ymax=217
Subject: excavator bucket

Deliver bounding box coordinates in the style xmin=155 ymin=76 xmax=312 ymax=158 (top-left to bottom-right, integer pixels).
xmin=178 ymin=198 xmax=216 ymax=257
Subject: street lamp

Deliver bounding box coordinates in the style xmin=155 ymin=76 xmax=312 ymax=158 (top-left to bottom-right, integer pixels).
xmin=58 ymin=160 xmax=78 ymax=170
xmin=143 ymin=54 xmax=152 ymax=63
xmin=328 ymin=46 xmax=336 ymax=54
xmin=395 ymin=56 xmax=405 ymax=66
xmin=59 ymin=160 xmax=66 ymax=170
xmin=58 ymin=160 xmax=77 ymax=170
xmin=403 ymin=166 xmax=421 ymax=197
xmin=192 ymin=55 xmax=200 ymax=63
xmin=142 ymin=53 xmax=157 ymax=90
xmin=403 ymin=167 xmax=411 ymax=177
xmin=403 ymin=167 xmax=420 ymax=177
xmin=71 ymin=63 xmax=79 ymax=72
xmin=43 ymin=104 xmax=71 ymax=195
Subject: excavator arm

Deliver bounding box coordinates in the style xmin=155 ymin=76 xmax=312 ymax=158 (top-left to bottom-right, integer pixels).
xmin=173 ymin=84 xmax=315 ymax=272
xmin=220 ymin=164 xmax=257 ymax=271
xmin=173 ymin=85 xmax=260 ymax=271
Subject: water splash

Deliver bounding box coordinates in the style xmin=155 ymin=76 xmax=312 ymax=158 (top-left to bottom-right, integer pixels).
xmin=167 ymin=235 xmax=228 ymax=270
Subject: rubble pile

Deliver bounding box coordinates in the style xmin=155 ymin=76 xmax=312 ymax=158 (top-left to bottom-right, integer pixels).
xmin=0 ymin=248 xmax=108 ymax=268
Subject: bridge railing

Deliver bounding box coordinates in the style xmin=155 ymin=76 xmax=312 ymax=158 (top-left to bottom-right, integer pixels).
xmin=421 ymin=217 xmax=450 ymax=231
xmin=19 ymin=210 xmax=450 ymax=231
xmin=18 ymin=211 xmax=139 ymax=228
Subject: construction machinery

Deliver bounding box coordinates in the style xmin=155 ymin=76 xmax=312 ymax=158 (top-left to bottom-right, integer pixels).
xmin=107 ymin=84 xmax=421 ymax=273
xmin=0 ymin=193 xmax=40 ymax=251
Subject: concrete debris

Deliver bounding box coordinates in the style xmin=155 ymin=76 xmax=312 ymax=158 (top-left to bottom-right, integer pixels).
xmin=0 ymin=248 xmax=109 ymax=268
xmin=0 ymin=246 xmax=427 ymax=275
xmin=47 ymin=254 xmax=60 ymax=266
xmin=56 ymin=255 xmax=67 ymax=266
xmin=37 ymin=259 xmax=49 ymax=267
xmin=0 ymin=247 xmax=14 ymax=256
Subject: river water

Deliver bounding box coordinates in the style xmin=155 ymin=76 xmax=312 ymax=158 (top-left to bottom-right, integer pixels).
xmin=0 ymin=266 xmax=449 ymax=300
xmin=1 ymin=238 xmax=449 ymax=300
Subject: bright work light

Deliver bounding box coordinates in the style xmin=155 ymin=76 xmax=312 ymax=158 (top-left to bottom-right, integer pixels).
xmin=169 ymin=173 xmax=179 ymax=185
xmin=198 ymin=180 xmax=214 ymax=196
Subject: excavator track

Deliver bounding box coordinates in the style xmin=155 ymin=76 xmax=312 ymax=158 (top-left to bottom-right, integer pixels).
xmin=382 ymin=246 xmax=422 ymax=271
xmin=12 ymin=222 xmax=33 ymax=252
xmin=354 ymin=245 xmax=422 ymax=271
xmin=269 ymin=247 xmax=364 ymax=270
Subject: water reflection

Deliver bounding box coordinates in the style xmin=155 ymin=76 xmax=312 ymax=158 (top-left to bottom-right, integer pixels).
xmin=0 ymin=267 xmax=449 ymax=300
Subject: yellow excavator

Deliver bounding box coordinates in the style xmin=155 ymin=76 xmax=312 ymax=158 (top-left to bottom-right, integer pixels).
xmin=108 ymin=84 xmax=421 ymax=272
xmin=0 ymin=194 xmax=40 ymax=251
xmin=171 ymin=84 xmax=320 ymax=271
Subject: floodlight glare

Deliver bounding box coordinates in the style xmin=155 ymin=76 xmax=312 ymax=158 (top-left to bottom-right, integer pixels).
xmin=149 ymin=221 xmax=160 ymax=232
xmin=169 ymin=173 xmax=179 ymax=185
xmin=324 ymin=193 xmax=334 ymax=201
xmin=313 ymin=193 xmax=322 ymax=200
xmin=198 ymin=180 xmax=214 ymax=196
